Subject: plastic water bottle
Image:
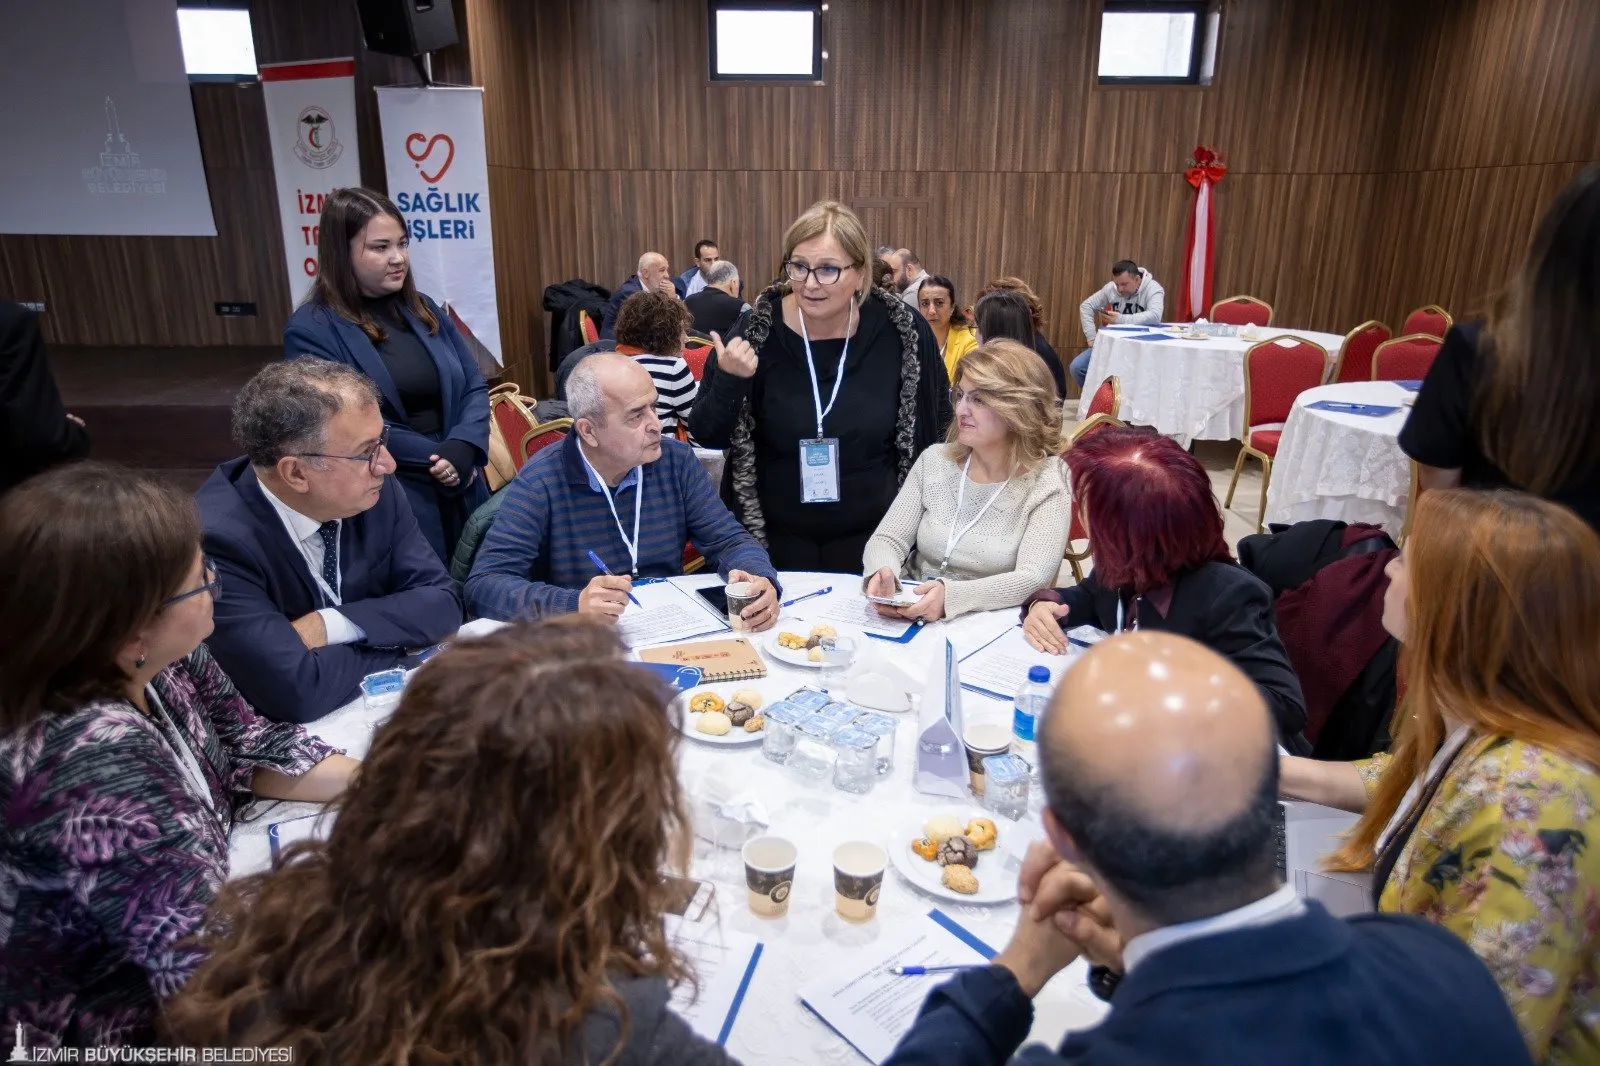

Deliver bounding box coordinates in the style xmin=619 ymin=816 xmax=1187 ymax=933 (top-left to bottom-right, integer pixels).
xmin=1012 ymin=666 xmax=1051 ymax=772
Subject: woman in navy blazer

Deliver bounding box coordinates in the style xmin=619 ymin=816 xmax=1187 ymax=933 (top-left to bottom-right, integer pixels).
xmin=285 ymin=187 xmax=489 ymax=562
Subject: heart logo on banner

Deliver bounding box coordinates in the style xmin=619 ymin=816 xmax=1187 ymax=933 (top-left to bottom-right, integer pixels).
xmin=405 ymin=132 xmax=455 ymax=183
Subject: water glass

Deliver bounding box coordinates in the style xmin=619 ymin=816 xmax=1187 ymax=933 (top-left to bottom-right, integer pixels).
xmin=760 ymin=703 xmax=807 ymax=765
xmin=981 ymin=753 xmax=1032 ymax=821
xmin=830 ymin=728 xmax=878 ymax=795
xmin=787 ymin=687 xmax=832 ymax=712
xmin=853 ymin=712 xmax=898 ymax=776
xmin=788 ymin=715 xmax=843 ymax=781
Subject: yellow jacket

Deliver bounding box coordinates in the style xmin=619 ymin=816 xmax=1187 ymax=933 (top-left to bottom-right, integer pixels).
xmin=941 ymin=325 xmax=979 ymax=382
xmin=1356 ymin=735 xmax=1600 ymax=1063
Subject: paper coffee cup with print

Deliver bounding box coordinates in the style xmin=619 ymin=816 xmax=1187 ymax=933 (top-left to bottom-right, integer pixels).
xmin=725 ymin=580 xmax=760 ymax=631
xmin=833 ymin=840 xmax=887 ymax=923
xmin=743 ymin=835 xmax=798 ymax=917
xmin=963 ymin=723 xmax=1012 ymax=795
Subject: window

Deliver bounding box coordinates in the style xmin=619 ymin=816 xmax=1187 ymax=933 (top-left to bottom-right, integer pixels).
xmin=1098 ymin=1 xmax=1210 ymax=85
xmin=708 ymin=1 xmax=824 ymax=82
xmin=176 ymin=4 xmax=257 ymax=82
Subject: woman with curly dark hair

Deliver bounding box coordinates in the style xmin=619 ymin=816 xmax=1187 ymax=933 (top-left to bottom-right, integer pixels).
xmin=614 ymin=289 xmax=699 ymax=437
xmin=166 ymin=619 xmax=735 ymax=1066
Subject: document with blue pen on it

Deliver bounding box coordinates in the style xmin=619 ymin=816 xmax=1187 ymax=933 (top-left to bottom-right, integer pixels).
xmin=663 ymin=915 xmax=763 ymax=1046
xmin=958 ymin=625 xmax=1105 ymax=702
xmin=618 ymin=579 xmax=730 ymax=649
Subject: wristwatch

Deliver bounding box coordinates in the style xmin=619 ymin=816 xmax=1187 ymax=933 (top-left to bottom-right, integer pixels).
xmin=1087 ymin=964 xmax=1122 ymax=1003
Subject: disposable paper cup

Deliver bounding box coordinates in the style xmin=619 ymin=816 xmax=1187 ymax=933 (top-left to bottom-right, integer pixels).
xmin=742 ymin=835 xmax=798 ymax=917
xmin=833 ymin=840 xmax=887 ymax=923
xmin=725 ymin=580 xmax=760 ymax=631
xmin=963 ymin=723 xmax=1012 ymax=795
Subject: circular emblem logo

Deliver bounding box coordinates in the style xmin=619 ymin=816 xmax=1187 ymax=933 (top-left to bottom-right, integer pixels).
xmin=771 ymin=881 xmax=792 ymax=904
xmin=865 ymin=884 xmax=881 ymax=907
xmin=294 ymin=106 xmax=343 ymax=169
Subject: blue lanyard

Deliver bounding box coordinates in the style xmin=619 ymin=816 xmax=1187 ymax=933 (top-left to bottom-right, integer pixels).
xmin=798 ymin=298 xmax=855 ymax=438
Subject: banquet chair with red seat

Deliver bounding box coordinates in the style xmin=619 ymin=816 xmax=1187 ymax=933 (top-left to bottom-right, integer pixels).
xmin=1400 ymin=305 xmax=1452 ymax=339
xmin=1061 ymin=412 xmax=1126 ymax=582
xmin=578 ymin=309 xmax=600 ymax=345
xmin=518 ymin=418 xmax=574 ymax=465
xmin=1225 ymin=336 xmax=1329 ymax=533
xmin=486 ymin=383 xmax=540 ymax=490
xmin=1209 ymin=295 xmax=1274 ymax=327
xmin=1327 ymin=320 xmax=1391 ymax=384
xmin=1371 ymin=334 xmax=1442 ymax=383
xmin=682 ymin=341 xmax=713 ymax=382
xmin=1085 ymin=375 xmax=1121 ymax=420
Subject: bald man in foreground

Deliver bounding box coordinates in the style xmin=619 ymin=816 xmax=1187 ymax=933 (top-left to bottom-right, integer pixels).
xmin=885 ymin=633 xmax=1530 ymax=1066
xmin=601 ymin=250 xmax=685 ymax=338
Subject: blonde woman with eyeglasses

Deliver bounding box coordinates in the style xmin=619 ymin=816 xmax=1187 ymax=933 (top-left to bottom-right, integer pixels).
xmin=861 ymin=339 xmax=1069 ymax=622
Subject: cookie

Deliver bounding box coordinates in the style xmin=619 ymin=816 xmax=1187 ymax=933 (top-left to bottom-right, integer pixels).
xmin=743 ymin=714 xmax=765 ymax=733
xmin=937 ymin=836 xmax=979 ymax=868
xmin=777 ymin=632 xmax=809 ymax=650
xmin=688 ymin=692 xmax=726 ymax=715
xmin=807 ymin=646 xmax=824 ymax=662
xmin=911 ymin=837 xmax=939 ymax=862
xmin=922 ymin=816 xmax=964 ymax=845
xmin=964 ymin=818 xmax=998 ymax=851
xmin=941 ymin=864 xmax=979 ymax=895
xmin=726 ymin=701 xmax=755 ymax=726
xmin=730 ymin=689 xmax=764 ymax=710
xmin=695 ymin=711 xmax=732 ymax=736
xmin=808 ymin=623 xmax=838 ymax=642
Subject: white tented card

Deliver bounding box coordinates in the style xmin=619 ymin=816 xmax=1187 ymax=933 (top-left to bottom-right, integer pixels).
xmin=800 ymin=438 xmax=841 ymax=503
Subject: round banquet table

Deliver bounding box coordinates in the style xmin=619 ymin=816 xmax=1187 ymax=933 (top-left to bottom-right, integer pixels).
xmin=227 ymin=572 xmax=1109 ymax=1064
xmin=1261 ymin=381 xmax=1413 ymax=535
xmin=1077 ymin=326 xmax=1347 ymax=446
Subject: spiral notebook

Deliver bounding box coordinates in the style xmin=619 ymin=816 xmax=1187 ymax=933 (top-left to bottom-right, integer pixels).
xmin=638 ymin=637 xmax=768 ymax=682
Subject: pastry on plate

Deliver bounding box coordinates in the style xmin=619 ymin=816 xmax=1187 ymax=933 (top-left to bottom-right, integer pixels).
xmin=688 ymin=691 xmax=726 ymax=715
xmin=730 ymin=689 xmax=764 ymax=710
xmin=911 ymin=837 xmax=939 ymax=862
xmin=695 ymin=711 xmax=732 ymax=736
xmin=922 ymin=816 xmax=964 ymax=845
xmin=726 ymin=701 xmax=756 ymax=726
xmin=941 ymin=864 xmax=979 ymax=895
xmin=964 ymin=818 xmax=998 ymax=851
xmin=937 ymin=836 xmax=979 ymax=868
xmin=808 ymin=623 xmax=837 ymax=642
xmin=743 ymin=714 xmax=766 ymax=733
xmin=807 ymin=646 xmax=824 ymax=662
xmin=777 ymin=631 xmax=809 ymax=650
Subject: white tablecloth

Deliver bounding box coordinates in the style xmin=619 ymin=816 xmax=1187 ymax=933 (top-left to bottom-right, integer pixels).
xmin=1078 ymin=326 xmax=1347 ymax=445
xmin=1262 ymin=382 xmax=1414 ymax=534
xmin=228 ymin=573 xmax=1109 ymax=1064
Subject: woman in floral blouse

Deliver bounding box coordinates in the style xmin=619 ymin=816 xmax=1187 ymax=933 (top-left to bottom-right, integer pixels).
xmin=0 ymin=464 xmax=358 ymax=1050
xmin=1283 ymin=489 xmax=1600 ymax=1064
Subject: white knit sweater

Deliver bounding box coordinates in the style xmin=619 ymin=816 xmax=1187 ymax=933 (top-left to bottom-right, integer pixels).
xmin=861 ymin=445 xmax=1070 ymax=619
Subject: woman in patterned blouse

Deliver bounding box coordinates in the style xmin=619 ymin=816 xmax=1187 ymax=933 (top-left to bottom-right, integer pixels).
xmin=1283 ymin=489 xmax=1600 ymax=1063
xmin=0 ymin=464 xmax=358 ymax=1051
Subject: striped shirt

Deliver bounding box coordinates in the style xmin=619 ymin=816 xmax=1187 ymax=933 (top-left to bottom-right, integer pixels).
xmin=627 ymin=350 xmax=698 ymax=433
xmin=464 ymin=434 xmax=778 ymax=620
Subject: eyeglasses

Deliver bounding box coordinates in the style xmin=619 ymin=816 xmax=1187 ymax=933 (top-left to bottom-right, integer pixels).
xmin=297 ymin=425 xmax=390 ymax=474
xmin=951 ymin=387 xmax=990 ymax=407
xmin=783 ymin=260 xmax=852 ymax=286
xmin=162 ymin=558 xmax=220 ymax=609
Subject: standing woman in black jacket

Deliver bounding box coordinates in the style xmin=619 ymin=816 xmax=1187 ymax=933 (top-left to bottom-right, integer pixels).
xmin=691 ymin=201 xmax=952 ymax=572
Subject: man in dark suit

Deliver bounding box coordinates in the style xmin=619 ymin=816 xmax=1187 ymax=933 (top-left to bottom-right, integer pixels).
xmin=684 ymin=260 xmax=749 ymax=339
xmin=600 ymin=251 xmax=685 ymax=339
xmin=884 ymin=632 xmax=1531 ymax=1066
xmin=0 ymin=299 xmax=89 ymax=493
xmin=196 ymin=359 xmax=462 ymax=724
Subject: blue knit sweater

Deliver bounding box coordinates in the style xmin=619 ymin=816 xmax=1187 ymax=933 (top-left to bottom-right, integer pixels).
xmin=464 ymin=435 xmax=778 ymax=620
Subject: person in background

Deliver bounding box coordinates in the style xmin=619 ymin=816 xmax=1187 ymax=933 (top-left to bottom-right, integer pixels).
xmin=677 ymin=237 xmax=720 ymax=298
xmin=863 ymin=340 xmax=1068 ymax=622
xmin=196 ymin=360 xmax=462 ymax=724
xmin=690 ymin=201 xmax=951 ymax=572
xmin=165 ymin=621 xmax=739 ymax=1066
xmin=284 ymin=187 xmax=489 ymax=564
xmin=613 ymin=290 xmax=698 ymax=437
xmin=602 ymin=250 xmax=684 ymax=339
xmin=883 ymin=632 xmax=1532 ymax=1066
xmin=686 ymin=259 xmax=751 ymax=339
xmin=894 ymin=247 xmax=930 ymax=306
xmin=872 ymin=252 xmax=897 ymax=293
xmin=973 ymin=287 xmax=1067 ymax=399
xmin=0 ymin=464 xmax=357 ymax=1050
xmin=1022 ymin=426 xmax=1308 ymax=750
xmin=1281 ymin=489 xmax=1600 ymax=1063
xmin=977 ymin=277 xmax=1066 ymax=391
xmin=1400 ymin=167 xmax=1600 ymax=532
xmin=0 ymin=298 xmax=89 ymax=495
xmin=466 ymin=353 xmax=779 ymax=625
xmin=1072 ymin=259 xmax=1165 ymax=388
xmin=917 ymin=274 xmax=979 ymax=381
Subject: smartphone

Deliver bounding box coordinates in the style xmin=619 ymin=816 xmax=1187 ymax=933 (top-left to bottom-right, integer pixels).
xmin=867 ymin=592 xmax=920 ymax=608
xmin=695 ymin=585 xmax=730 ymax=616
xmin=663 ymin=876 xmax=716 ymax=922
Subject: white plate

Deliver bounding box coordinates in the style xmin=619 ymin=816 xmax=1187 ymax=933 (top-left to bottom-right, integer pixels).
xmin=679 ymin=687 xmax=768 ymax=746
xmin=888 ymin=809 xmax=1022 ymax=906
xmin=765 ymin=628 xmax=860 ymax=670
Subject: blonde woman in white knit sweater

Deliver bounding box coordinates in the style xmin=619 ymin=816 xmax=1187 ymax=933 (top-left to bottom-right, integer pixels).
xmin=862 ymin=339 xmax=1069 ymax=621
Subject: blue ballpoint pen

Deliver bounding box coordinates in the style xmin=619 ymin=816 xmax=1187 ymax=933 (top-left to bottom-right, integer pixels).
xmin=781 ymin=585 xmax=832 ymax=608
xmin=892 ymin=964 xmax=979 ymax=976
xmin=585 ymin=550 xmax=641 ymax=607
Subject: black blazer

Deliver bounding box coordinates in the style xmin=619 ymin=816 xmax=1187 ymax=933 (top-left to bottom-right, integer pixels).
xmin=195 ymin=458 xmax=463 ymax=723
xmin=884 ymin=904 xmax=1532 ymax=1066
xmin=0 ymin=299 xmax=89 ymax=493
xmin=1036 ymin=560 xmax=1309 ymax=749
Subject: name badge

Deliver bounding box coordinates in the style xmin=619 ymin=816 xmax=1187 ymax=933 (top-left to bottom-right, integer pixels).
xmin=799 ymin=437 xmax=841 ymax=503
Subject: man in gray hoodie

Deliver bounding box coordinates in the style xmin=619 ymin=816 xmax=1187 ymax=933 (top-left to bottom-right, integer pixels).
xmin=1072 ymin=260 xmax=1166 ymax=388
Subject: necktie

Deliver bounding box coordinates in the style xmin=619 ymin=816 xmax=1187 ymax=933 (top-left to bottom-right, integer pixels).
xmin=316 ymin=520 xmax=339 ymax=594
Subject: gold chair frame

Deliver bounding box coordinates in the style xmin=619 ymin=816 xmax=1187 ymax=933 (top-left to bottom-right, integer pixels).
xmin=1224 ymin=335 xmax=1329 ymax=533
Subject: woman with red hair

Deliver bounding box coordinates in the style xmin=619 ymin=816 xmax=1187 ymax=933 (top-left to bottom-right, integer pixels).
xmin=1023 ymin=426 xmax=1308 ymax=750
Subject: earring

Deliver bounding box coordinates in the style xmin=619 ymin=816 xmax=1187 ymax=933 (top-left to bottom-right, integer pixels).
xmin=135 ymin=653 xmax=147 ymax=668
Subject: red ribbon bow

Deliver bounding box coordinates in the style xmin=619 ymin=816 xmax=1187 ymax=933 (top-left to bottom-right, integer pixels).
xmin=1185 ymin=145 xmax=1226 ymax=188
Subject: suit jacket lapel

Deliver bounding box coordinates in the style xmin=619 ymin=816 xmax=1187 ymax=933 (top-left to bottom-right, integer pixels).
xmin=240 ymin=465 xmax=322 ymax=608
xmin=330 ymin=314 xmax=408 ymax=418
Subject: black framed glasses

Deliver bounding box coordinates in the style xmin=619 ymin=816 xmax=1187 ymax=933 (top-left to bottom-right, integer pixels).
xmin=162 ymin=558 xmax=220 ymax=609
xmin=297 ymin=425 xmax=390 ymax=474
xmin=783 ymin=260 xmax=851 ymax=286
